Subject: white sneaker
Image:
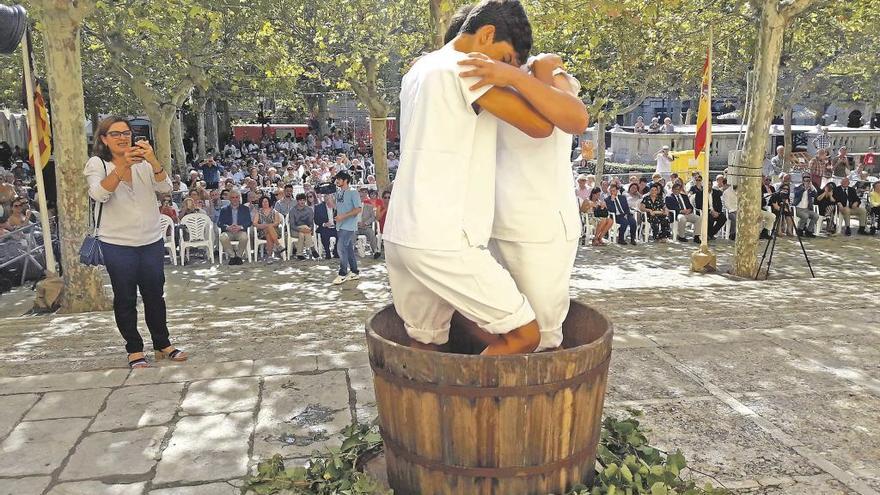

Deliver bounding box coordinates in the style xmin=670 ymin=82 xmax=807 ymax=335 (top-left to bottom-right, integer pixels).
xmin=345 ymin=272 xmax=360 ymax=282
xmin=332 ymin=275 xmax=346 ymax=285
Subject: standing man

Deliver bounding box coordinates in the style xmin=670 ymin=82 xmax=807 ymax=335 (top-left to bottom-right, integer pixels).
xmin=767 ymin=145 xmax=786 ymax=178
xmin=812 ymin=126 xmax=832 ymax=154
xmin=357 ymin=188 xmax=381 ymax=259
xmin=655 ymin=145 xmax=672 ymax=178
xmin=332 ymin=171 xmax=362 ymax=284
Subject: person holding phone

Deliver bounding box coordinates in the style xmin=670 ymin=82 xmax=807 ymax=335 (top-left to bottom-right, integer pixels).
xmin=83 ymin=116 xmax=188 ymax=369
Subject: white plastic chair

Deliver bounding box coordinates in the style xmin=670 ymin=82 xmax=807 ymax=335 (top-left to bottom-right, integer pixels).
xmin=280 ymin=216 xmax=291 ymax=261
xmin=179 ymin=213 xmax=214 ymax=264
xmin=158 ymin=214 xmax=178 ymax=265
xmin=250 ymin=225 xmax=268 ymax=260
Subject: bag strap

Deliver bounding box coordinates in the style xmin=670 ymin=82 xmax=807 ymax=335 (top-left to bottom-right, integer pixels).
xmin=94 ymin=159 xmax=107 ymax=236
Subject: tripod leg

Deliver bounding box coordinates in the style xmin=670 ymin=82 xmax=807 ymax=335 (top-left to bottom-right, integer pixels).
xmin=764 ymin=224 xmax=780 ymax=280
xmin=790 ymin=214 xmax=816 ymax=278
xmin=756 ymin=213 xmax=781 ymax=280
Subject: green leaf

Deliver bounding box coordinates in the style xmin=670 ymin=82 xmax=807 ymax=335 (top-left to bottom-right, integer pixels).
xmin=651 ymin=482 xmax=669 ymax=495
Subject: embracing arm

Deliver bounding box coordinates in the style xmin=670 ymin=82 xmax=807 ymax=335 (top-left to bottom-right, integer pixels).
xmin=476 ymin=88 xmax=553 ymax=139
xmin=512 ymin=57 xmax=589 ymax=134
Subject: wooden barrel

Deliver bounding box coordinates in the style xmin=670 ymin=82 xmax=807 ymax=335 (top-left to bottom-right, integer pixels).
xmin=365 ymin=301 xmax=613 ymax=495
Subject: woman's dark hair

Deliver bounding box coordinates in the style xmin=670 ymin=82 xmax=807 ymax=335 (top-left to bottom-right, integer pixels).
xmin=295 ymin=193 xmax=307 ymax=201
xmin=589 ymin=187 xmax=601 ymax=200
xmin=460 ymin=0 xmax=532 ymax=65
xmin=92 ymin=116 xmax=131 ymax=161
xmin=628 ymin=183 xmax=639 ymax=194
xmin=259 ymin=196 xmax=272 ymax=208
xmin=444 ymin=4 xmax=475 ymax=44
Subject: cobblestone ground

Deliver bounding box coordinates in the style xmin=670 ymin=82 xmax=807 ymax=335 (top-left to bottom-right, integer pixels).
xmin=0 ymin=236 xmax=878 ymax=495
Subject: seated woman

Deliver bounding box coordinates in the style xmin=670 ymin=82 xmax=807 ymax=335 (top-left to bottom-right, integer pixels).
xmin=580 ymin=187 xmax=613 ymax=246
xmin=1 ymin=197 xmax=33 ymax=231
xmin=816 ymin=182 xmax=837 ymax=234
xmin=640 ymin=183 xmax=671 ymax=241
xmin=252 ymin=196 xmax=283 ymax=260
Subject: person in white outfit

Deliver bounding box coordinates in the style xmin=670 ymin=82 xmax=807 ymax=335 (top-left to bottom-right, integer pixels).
xmin=490 ymin=55 xmax=587 ymax=352
xmin=655 ymin=145 xmax=673 ymax=177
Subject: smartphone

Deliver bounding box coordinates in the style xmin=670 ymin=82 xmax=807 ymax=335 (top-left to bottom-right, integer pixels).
xmin=133 ymin=136 xmax=148 ymax=146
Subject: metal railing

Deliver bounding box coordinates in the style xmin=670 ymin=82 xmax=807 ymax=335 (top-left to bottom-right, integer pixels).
xmin=0 ymin=216 xmax=55 ymax=286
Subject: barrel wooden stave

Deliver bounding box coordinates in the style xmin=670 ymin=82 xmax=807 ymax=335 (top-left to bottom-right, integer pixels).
xmin=366 ymin=301 xmax=612 ymax=495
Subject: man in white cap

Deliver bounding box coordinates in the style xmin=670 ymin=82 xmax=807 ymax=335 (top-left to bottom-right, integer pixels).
xmin=655 ymin=145 xmax=672 ymax=178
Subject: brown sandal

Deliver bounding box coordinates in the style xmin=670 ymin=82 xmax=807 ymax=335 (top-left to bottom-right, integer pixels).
xmin=128 ymin=353 xmax=150 ymax=369
xmin=155 ymin=347 xmax=188 ymax=362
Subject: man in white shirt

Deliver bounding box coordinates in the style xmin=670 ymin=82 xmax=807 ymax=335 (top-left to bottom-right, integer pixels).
xmin=720 ymin=177 xmax=737 ymax=240
xmin=384 ymin=0 xmax=566 ymax=356
xmin=655 ymin=145 xmax=672 ymax=177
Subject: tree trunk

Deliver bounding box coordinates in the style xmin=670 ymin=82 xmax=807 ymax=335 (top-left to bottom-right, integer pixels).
xmin=206 ymin=98 xmax=219 ymax=155
xmin=685 ymin=97 xmax=698 ymax=125
xmin=371 ymin=116 xmax=390 ymax=192
xmin=782 ymin=105 xmax=793 ymax=172
xmin=146 ymin=110 xmax=174 ymax=174
xmin=195 ymin=96 xmax=207 ymax=159
xmin=732 ymin=0 xmax=789 ymax=278
xmin=215 ymin=99 xmax=231 ymax=147
xmin=429 ymin=0 xmax=455 ymax=50
xmin=671 ymin=98 xmax=683 ymax=125
xmin=317 ymin=95 xmax=330 ymax=138
xmin=595 ymin=116 xmax=607 ymax=178
xmin=171 ymin=111 xmax=187 ymax=175
xmin=36 ymin=1 xmax=110 ymax=313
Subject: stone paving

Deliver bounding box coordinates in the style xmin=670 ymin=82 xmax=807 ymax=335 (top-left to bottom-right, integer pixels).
xmin=0 ymin=237 xmax=878 ymax=494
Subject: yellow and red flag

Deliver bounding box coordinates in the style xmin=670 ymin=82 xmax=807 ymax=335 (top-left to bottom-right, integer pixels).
xmin=694 ymin=40 xmax=712 ymax=160
xmin=28 ymin=82 xmax=51 ymax=168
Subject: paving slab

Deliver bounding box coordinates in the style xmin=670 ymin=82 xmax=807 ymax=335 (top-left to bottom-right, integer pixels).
xmin=253 ymin=355 xmax=318 ymax=375
xmin=316 ymin=351 xmax=370 ymax=370
xmin=91 ymin=383 xmax=185 ymax=432
xmin=253 ymin=372 xmax=352 ymax=460
xmin=46 ymin=481 xmax=146 ymax=495
xmin=0 ymin=418 xmax=90 ymax=476
xmin=125 ymin=360 xmax=254 ymax=386
xmin=0 ymin=369 xmax=128 ymax=395
xmin=61 ymin=426 xmax=167 ymax=480
xmin=608 ymin=398 xmax=823 ymax=482
xmin=0 ymin=476 xmax=51 ymax=495
xmin=741 ymin=390 xmax=880 ymax=489
xmin=348 ymin=366 xmax=377 ymax=424
xmin=730 ymin=474 xmax=856 ymax=494
xmin=662 ymin=341 xmax=850 ymax=394
xmin=606 ymin=348 xmax=707 ymax=402
xmin=0 ymin=394 xmax=39 ymax=439
xmin=25 ymin=388 xmax=110 ymax=421
xmin=149 ymin=482 xmax=240 ymax=495
xmin=180 ymin=377 xmax=260 ymax=416
xmin=153 ymin=412 xmax=254 ymax=484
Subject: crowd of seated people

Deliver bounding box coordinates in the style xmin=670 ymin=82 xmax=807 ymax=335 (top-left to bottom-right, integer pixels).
xmin=156 ymin=134 xmax=390 ymax=265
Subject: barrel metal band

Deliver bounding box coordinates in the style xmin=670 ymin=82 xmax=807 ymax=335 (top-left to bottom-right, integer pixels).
xmin=370 ymin=354 xmax=610 ymax=398
xmin=382 ymin=431 xmax=597 ymax=478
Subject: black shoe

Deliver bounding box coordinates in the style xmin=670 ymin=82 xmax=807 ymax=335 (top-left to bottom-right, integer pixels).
xmin=297 ymin=255 xmax=306 ymax=260
xmin=677 ymin=236 xmax=689 ymax=242
xmin=311 ymin=248 xmax=320 ymax=258
xmin=229 ymin=256 xmax=243 ymax=266
xmin=617 ymin=238 xmax=627 ymax=246
xmin=373 ymin=252 xmax=382 ymax=259
xmin=693 ymin=236 xmax=700 ymax=244
xmin=871 ymin=227 xmax=877 ymax=235
xmin=729 ymin=234 xmax=736 ymax=241
xmin=760 ymin=229 xmax=771 ymax=240
xmin=858 ymin=227 xmax=868 ymax=235
xmin=708 ymin=235 xmax=716 ymax=241
xmin=845 ymin=227 xmax=852 ymax=236
xmin=804 ymin=231 xmax=816 ymax=238
xmin=629 ymin=238 xmax=637 ymax=246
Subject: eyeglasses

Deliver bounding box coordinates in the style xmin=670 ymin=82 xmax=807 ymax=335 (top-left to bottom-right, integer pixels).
xmin=106 ymin=131 xmax=132 ymax=138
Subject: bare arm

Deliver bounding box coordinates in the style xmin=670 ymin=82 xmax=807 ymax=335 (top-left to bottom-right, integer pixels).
xmin=475 ymin=88 xmax=553 ymax=139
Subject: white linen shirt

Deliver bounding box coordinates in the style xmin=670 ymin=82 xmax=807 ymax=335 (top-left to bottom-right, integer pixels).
xmin=383 ymin=43 xmax=496 ymax=250
xmin=83 ymin=156 xmax=172 ymax=246
xmin=494 ymin=117 xmax=581 ymax=243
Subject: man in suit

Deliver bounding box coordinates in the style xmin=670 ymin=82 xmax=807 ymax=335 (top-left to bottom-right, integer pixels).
xmin=606 ymin=184 xmax=637 ymax=245
xmin=690 ymin=174 xmax=726 ymax=242
xmin=217 ymin=190 xmax=252 ymax=265
xmin=792 ymin=174 xmax=820 ymax=237
xmin=314 ymin=193 xmax=338 ymax=259
xmin=834 ymin=177 xmax=869 ymax=235
xmin=665 ymin=182 xmax=699 ymax=242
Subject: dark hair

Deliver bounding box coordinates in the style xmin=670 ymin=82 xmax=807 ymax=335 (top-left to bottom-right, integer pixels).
xmin=284 ymin=184 xmax=293 ymax=189
xmin=610 ymin=183 xmax=619 ymax=191
xmin=295 ymin=193 xmax=306 ymax=201
xmin=460 ymin=0 xmax=532 ymax=65
xmin=92 ymin=116 xmax=131 ymax=161
xmin=444 ymin=4 xmax=475 ymax=44
xmin=335 ymin=170 xmax=352 ymax=183
xmin=259 ymin=195 xmax=272 ymax=207
xmin=589 ymin=187 xmax=601 ymax=200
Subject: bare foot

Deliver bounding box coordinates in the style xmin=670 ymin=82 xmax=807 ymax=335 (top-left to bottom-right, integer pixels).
xmin=481 ymin=321 xmax=541 ymax=356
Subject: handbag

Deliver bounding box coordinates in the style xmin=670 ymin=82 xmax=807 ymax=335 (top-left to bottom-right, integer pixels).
xmin=79 ymin=160 xmax=107 ymax=266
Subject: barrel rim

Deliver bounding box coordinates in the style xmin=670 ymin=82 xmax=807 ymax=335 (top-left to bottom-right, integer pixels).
xmin=364 ymin=301 xmax=614 ymax=363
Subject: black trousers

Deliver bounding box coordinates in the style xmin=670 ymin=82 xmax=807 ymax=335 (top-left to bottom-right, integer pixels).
xmin=101 ymin=239 xmax=171 ymax=354
xmin=616 ymin=213 xmax=637 ymax=241
xmin=708 ymin=213 xmax=727 ymax=237
xmin=316 ymin=227 xmax=338 ymax=257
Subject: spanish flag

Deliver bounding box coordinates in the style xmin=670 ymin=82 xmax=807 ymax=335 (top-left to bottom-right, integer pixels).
xmin=694 ymin=31 xmax=712 ymax=161
xmin=28 ymin=82 xmax=52 ymax=168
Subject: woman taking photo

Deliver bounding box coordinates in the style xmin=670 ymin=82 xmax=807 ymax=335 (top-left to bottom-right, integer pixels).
xmin=582 ymin=187 xmax=613 ymax=246
xmin=83 ymin=116 xmax=188 ymax=369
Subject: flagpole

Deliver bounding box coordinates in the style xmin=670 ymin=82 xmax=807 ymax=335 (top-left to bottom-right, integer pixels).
xmin=21 ymin=28 xmax=56 ymax=275
xmin=691 ymin=26 xmax=716 ymax=272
